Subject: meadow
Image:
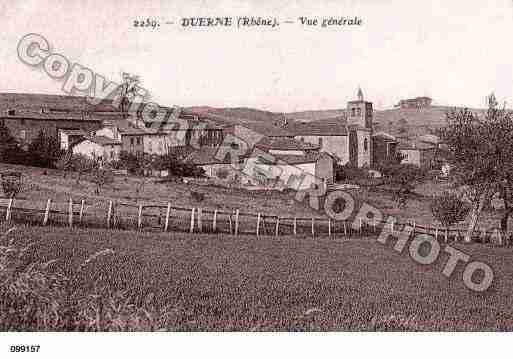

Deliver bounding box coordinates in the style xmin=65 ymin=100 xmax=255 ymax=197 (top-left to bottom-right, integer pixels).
xmin=2 ymin=224 xmax=513 ymax=331
xmin=1 ymin=163 xmax=510 ymax=234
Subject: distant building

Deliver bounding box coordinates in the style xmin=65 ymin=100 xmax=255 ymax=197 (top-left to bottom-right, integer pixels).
xmin=395 ymin=97 xmax=432 ymax=109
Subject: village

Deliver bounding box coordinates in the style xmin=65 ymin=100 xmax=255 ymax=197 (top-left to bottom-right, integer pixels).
xmin=0 ymin=89 xmax=447 ymax=189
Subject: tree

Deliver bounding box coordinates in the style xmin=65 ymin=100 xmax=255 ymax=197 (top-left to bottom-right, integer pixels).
xmin=27 ymin=130 xmax=63 ymax=168
xmin=91 ymin=167 xmax=114 ymax=195
xmin=0 ymin=121 xmax=26 ymax=165
xmin=380 ymin=163 xmax=427 ymax=207
xmin=440 ymin=93 xmax=513 ymax=242
xmin=119 ymin=72 xmax=141 ymax=117
xmin=1 ymin=172 xmax=23 ymax=198
xmin=430 ymin=192 xmax=470 ymax=229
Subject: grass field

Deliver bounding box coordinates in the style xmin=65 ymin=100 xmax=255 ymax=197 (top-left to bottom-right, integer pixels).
xmin=2 ymin=163 xmax=510 ymax=235
xmin=3 ymin=224 xmax=513 ymax=331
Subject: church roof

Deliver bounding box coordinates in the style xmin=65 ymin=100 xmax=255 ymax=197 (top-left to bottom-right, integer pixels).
xmin=255 ymin=137 xmax=320 ymax=151
xmin=284 ymin=116 xmax=348 ymax=136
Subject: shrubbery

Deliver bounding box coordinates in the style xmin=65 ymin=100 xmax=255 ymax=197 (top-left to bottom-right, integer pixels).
xmin=430 ymin=191 xmax=470 ymax=228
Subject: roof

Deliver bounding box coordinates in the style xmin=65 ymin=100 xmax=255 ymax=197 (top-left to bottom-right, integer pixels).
xmin=372 ymin=131 xmax=398 ymax=142
xmin=284 ymin=116 xmax=348 ymax=136
xmin=59 ymin=129 xmax=87 ymax=136
xmin=185 ymin=147 xmax=240 ymax=165
xmin=397 ymin=140 xmax=436 ymax=151
xmin=0 ymin=110 xmax=102 ymax=122
xmin=255 ymin=137 xmax=320 ymax=151
xmin=88 ymin=136 xmax=122 ymax=146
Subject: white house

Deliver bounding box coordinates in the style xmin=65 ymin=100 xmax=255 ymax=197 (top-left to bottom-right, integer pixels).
xmin=73 ymin=136 xmax=122 ymax=163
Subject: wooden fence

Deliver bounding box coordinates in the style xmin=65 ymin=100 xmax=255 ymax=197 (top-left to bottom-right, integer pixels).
xmin=0 ymin=196 xmax=508 ymax=244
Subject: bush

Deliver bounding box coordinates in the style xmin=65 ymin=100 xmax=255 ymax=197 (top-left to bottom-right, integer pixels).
xmin=1 ymin=172 xmax=23 ymax=198
xmin=335 ymin=164 xmax=369 ymax=182
xmin=430 ymin=191 xmax=470 ymax=227
xmin=27 ymin=130 xmax=63 ymax=168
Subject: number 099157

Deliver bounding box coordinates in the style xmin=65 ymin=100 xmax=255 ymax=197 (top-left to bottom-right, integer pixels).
xmin=9 ymin=345 xmax=40 ymax=353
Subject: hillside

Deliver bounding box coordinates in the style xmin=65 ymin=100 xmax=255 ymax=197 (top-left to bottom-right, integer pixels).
xmin=0 ymin=92 xmax=117 ymax=112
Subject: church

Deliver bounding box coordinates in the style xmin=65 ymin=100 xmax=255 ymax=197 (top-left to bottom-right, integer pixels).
xmin=283 ymin=88 xmax=373 ymax=167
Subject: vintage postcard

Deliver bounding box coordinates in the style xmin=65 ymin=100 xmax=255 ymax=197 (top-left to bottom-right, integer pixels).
xmin=1 ymin=0 xmax=512 ymax=357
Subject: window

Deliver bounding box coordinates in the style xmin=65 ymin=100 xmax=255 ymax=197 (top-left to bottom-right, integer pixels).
xmin=351 ymin=108 xmax=355 ymax=116
xmin=356 ymin=108 xmax=361 ymax=116
xmin=130 ymin=138 xmax=134 ymax=146
xmin=7 ymin=109 xmax=15 ymax=116
xmin=19 ymin=130 xmax=26 ymax=140
xmin=363 ymin=138 xmax=368 ymax=152
xmin=318 ymin=138 xmax=323 ymax=147
xmin=137 ymin=138 xmax=142 ymax=145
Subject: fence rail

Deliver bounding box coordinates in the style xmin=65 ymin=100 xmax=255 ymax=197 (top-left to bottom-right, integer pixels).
xmin=0 ymin=196 xmax=507 ymax=244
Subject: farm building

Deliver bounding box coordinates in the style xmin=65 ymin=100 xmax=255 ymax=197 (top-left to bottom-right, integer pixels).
xmin=397 ymin=140 xmax=437 ymax=168
xmin=72 ymin=136 xmax=122 ymax=163
xmin=372 ymin=131 xmax=399 ymax=165
xmin=58 ymin=129 xmax=87 ymax=150
xmin=0 ymin=109 xmax=102 ymax=148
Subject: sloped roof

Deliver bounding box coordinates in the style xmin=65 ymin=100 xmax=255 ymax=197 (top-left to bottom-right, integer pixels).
xmin=397 ymin=140 xmax=436 ymax=151
xmin=59 ymin=129 xmax=87 ymax=136
xmin=185 ymin=147 xmax=242 ymax=165
xmin=89 ymin=136 xmax=122 ymax=146
xmin=284 ymin=116 xmax=348 ymax=136
xmin=255 ymin=137 xmax=320 ymax=151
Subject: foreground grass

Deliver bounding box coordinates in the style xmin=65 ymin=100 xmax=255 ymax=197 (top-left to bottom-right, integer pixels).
xmin=2 ymin=224 xmax=513 ymax=331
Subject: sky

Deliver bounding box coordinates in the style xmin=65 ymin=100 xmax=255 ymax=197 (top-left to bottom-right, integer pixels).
xmin=1 ymin=0 xmax=513 ymax=112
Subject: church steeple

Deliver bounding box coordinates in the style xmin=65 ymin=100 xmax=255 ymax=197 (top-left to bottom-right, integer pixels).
xmin=357 ymin=87 xmax=364 ymax=101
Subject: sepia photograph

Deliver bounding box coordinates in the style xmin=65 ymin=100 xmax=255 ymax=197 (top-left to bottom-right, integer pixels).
xmin=1 ymin=0 xmax=513 ymax=357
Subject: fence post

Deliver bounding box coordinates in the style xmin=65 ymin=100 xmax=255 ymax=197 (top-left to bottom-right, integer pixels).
xmin=213 ymin=209 xmax=217 ymax=232
xmin=435 ymin=227 xmax=439 ymax=241
xmin=480 ymin=228 xmax=485 ymax=243
xmin=79 ymin=199 xmax=85 ymax=224
xmin=229 ymin=212 xmax=233 ymax=234
xmin=311 ymin=217 xmax=315 ymax=238
xmin=68 ymin=197 xmax=74 ymax=228
xmin=256 ymin=213 xmax=261 ymax=236
xmin=164 ymin=202 xmax=171 ymax=232
xmin=445 ymin=228 xmax=448 ymax=243
xmin=293 ymin=217 xmax=297 ymax=236
xmin=190 ymin=208 xmax=195 ymax=233
xmin=138 ymin=204 xmax=143 ymax=230
xmin=198 ymin=208 xmax=203 ymax=233
xmin=328 ymin=218 xmax=331 ymax=237
xmin=343 ymin=220 xmax=347 ymax=237
xmin=372 ymin=217 xmax=376 ymax=233
xmin=107 ymin=200 xmax=113 ymax=228
xmin=359 ymin=218 xmax=362 ymax=235
xmin=43 ymin=199 xmax=51 ymax=226
xmin=235 ymin=209 xmax=240 ymax=236
xmin=6 ymin=197 xmax=13 ymax=223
